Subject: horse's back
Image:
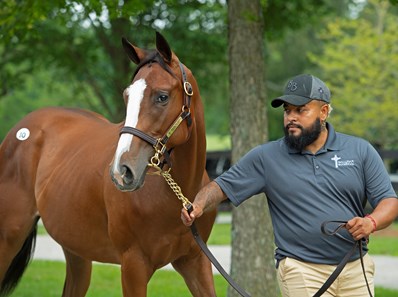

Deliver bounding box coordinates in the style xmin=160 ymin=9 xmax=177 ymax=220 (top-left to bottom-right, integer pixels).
xmin=0 ymin=107 xmax=114 ymax=184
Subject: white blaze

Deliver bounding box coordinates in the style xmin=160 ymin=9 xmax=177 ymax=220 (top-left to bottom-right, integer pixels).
xmin=112 ymin=79 xmax=147 ymax=173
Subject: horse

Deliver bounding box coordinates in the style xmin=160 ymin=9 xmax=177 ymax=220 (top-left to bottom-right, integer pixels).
xmin=0 ymin=32 xmax=217 ymax=297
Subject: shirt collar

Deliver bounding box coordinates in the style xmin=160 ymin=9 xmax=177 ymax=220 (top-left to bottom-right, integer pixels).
xmin=323 ymin=122 xmax=339 ymax=151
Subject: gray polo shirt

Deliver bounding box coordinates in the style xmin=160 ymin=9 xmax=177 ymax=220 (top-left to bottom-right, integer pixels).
xmin=215 ymin=123 xmax=397 ymax=265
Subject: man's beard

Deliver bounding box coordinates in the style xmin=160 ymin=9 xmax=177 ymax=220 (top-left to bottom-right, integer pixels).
xmin=284 ymin=118 xmax=322 ymax=151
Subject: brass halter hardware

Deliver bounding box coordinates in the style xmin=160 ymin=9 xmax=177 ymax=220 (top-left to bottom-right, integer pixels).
xmin=146 ymin=163 xmax=192 ymax=210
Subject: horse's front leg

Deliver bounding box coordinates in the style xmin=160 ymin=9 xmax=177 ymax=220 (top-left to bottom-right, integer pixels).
xmin=62 ymin=248 xmax=92 ymax=297
xmin=172 ymin=251 xmax=217 ymax=297
xmin=120 ymin=251 xmax=154 ymax=297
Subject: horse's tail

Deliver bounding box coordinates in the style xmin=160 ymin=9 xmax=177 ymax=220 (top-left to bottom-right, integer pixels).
xmin=0 ymin=218 xmax=39 ymax=297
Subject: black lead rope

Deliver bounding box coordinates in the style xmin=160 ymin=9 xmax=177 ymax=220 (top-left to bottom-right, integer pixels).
xmin=186 ymin=204 xmax=251 ymax=297
xmin=313 ymin=220 xmax=373 ymax=297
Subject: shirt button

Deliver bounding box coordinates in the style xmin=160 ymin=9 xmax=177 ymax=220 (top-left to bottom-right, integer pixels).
xmin=315 ymin=165 xmax=319 ymax=169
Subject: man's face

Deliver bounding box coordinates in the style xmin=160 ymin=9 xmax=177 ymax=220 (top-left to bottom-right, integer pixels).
xmin=283 ymin=100 xmax=326 ymax=151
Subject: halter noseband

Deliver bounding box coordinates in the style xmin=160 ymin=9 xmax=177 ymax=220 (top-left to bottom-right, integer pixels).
xmin=119 ymin=62 xmax=193 ymax=169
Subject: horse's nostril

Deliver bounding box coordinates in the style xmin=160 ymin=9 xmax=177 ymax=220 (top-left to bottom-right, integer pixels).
xmin=121 ymin=165 xmax=134 ymax=185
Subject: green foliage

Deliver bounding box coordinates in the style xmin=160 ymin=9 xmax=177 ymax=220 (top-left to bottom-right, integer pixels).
xmin=309 ymin=0 xmax=398 ymax=148
xmin=263 ymin=0 xmax=353 ymax=40
xmin=206 ymin=134 xmax=231 ymax=151
xmin=0 ymin=0 xmax=361 ymax=142
xmin=0 ymin=0 xmax=229 ymax=136
xmin=0 ymin=66 xmax=98 ymax=140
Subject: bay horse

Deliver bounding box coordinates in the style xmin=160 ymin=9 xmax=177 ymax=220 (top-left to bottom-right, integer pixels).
xmin=0 ymin=32 xmax=217 ymax=296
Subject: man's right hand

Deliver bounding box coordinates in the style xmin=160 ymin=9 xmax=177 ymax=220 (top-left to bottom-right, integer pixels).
xmin=180 ymin=181 xmax=227 ymax=226
xmin=181 ymin=203 xmax=203 ymax=226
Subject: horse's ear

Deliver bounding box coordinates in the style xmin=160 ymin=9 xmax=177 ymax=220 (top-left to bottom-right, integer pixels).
xmin=122 ymin=37 xmax=142 ymax=65
xmin=155 ymin=32 xmax=172 ymax=64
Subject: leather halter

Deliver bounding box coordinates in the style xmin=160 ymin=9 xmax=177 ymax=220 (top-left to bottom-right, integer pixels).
xmin=119 ymin=62 xmax=193 ymax=168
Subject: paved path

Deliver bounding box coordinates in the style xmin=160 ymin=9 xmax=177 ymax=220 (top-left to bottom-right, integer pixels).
xmin=34 ymin=235 xmax=398 ymax=290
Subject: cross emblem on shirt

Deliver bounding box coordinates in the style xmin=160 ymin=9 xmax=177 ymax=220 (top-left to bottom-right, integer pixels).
xmin=331 ymin=155 xmax=341 ymax=168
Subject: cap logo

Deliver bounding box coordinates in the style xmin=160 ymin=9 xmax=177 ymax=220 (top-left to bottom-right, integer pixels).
xmin=287 ymin=80 xmax=298 ymax=92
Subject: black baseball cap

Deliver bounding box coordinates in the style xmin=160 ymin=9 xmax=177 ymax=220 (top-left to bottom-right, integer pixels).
xmin=271 ymin=74 xmax=331 ymax=108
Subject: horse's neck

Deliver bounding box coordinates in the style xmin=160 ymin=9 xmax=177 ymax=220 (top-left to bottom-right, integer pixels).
xmin=171 ymin=117 xmax=207 ymax=197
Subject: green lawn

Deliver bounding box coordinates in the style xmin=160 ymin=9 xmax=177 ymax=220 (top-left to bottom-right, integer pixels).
xmin=208 ymin=221 xmax=231 ymax=245
xmin=24 ymin=218 xmax=397 ymax=296
xmin=10 ymin=260 xmax=397 ymax=297
xmin=369 ymin=222 xmax=398 ymax=256
xmin=11 ymin=260 xmax=228 ymax=297
xmin=209 ymin=218 xmax=398 ymax=256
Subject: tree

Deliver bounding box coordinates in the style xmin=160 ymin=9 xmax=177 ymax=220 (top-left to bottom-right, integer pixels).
xmin=0 ymin=0 xmax=228 ymax=137
xmin=309 ymin=0 xmax=398 ymax=149
xmin=227 ymin=0 xmax=277 ymax=296
xmin=0 ymin=0 xmax=359 ymax=142
xmin=225 ymin=0 xmax=364 ymax=296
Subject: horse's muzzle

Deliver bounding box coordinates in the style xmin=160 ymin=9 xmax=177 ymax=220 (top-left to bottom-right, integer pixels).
xmin=110 ymin=164 xmax=145 ymax=192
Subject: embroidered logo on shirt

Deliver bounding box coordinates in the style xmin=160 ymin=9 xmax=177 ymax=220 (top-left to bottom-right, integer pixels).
xmin=331 ymin=155 xmax=355 ymax=168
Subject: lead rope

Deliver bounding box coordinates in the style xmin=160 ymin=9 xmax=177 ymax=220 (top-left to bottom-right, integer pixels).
xmin=147 ymin=163 xmax=251 ymax=297
xmin=313 ymin=221 xmax=373 ymax=297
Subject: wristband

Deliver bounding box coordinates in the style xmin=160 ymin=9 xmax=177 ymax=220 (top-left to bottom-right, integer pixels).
xmin=365 ymin=214 xmax=377 ymax=233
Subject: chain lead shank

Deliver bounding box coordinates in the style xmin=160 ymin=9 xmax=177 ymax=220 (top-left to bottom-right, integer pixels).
xmin=147 ymin=164 xmax=191 ymax=209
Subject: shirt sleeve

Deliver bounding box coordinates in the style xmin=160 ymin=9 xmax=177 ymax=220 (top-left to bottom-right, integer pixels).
xmin=214 ymin=145 xmax=266 ymax=206
xmin=363 ymin=142 xmax=397 ymax=208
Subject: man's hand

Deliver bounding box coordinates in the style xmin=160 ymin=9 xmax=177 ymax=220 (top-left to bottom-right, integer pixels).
xmin=346 ymin=217 xmax=374 ymax=241
xmin=181 ymin=203 xmax=203 ymax=226
xmin=180 ymin=181 xmax=228 ymax=226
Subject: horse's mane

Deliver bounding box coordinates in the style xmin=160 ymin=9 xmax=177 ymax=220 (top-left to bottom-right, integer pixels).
xmin=132 ymin=51 xmax=177 ymax=81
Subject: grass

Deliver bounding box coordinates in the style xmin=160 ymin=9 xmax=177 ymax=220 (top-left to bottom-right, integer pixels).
xmin=24 ymin=218 xmax=397 ymax=296
xmin=369 ymin=222 xmax=398 ymax=256
xmin=209 ymin=218 xmax=398 ymax=256
xmin=375 ymin=287 xmax=398 ymax=297
xmin=11 ymin=261 xmax=228 ymax=297
xmin=10 ymin=260 xmax=397 ymax=297
xmin=369 ymin=237 xmax=398 ymax=256
xmin=208 ymin=221 xmax=231 ymax=245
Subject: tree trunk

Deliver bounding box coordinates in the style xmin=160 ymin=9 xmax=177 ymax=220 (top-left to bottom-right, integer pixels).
xmin=227 ymin=0 xmax=278 ymax=296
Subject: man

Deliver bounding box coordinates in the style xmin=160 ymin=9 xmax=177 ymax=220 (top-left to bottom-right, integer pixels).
xmin=181 ymin=74 xmax=398 ymax=296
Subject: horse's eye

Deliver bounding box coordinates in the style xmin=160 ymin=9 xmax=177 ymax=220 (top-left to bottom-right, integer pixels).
xmin=156 ymin=94 xmax=169 ymax=104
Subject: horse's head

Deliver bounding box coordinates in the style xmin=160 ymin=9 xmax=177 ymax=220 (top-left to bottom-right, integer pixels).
xmin=110 ymin=32 xmax=198 ymax=192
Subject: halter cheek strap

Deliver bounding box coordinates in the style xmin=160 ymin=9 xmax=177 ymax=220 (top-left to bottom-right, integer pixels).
xmin=179 ymin=62 xmax=193 ymax=127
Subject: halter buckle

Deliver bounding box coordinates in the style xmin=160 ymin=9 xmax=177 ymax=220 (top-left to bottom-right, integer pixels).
xmin=154 ymin=139 xmax=167 ymax=155
xmin=184 ymin=82 xmax=193 ymax=96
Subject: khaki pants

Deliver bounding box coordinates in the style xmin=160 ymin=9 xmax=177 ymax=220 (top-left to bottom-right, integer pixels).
xmin=277 ymin=254 xmax=375 ymax=297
